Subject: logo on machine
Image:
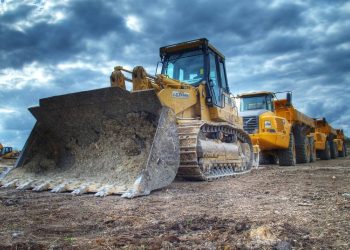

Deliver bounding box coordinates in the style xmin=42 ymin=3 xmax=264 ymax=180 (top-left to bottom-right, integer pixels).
xmin=172 ymin=91 xmax=189 ymax=99
xmin=245 ymin=118 xmax=254 ymax=125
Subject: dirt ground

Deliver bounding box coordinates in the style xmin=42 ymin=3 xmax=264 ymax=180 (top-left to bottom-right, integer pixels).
xmin=0 ymin=155 xmax=350 ymax=249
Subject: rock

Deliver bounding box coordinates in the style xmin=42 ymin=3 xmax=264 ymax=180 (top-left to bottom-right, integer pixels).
xmin=274 ymin=241 xmax=292 ymax=250
xmin=341 ymin=192 xmax=350 ymax=198
xmin=249 ymin=226 xmax=275 ymax=241
xmin=12 ymin=231 xmax=24 ymax=238
xmin=235 ymin=222 xmax=250 ymax=232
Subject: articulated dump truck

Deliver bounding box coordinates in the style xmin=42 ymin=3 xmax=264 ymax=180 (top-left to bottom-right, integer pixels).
xmin=0 ymin=38 xmax=258 ymax=198
xmin=239 ymin=92 xmax=347 ymax=166
xmin=238 ymin=92 xmax=312 ymax=166
xmin=314 ymin=118 xmax=347 ymax=159
xmin=336 ymin=129 xmax=347 ymax=157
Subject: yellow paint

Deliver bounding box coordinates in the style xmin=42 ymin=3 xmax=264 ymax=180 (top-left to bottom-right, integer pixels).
xmin=249 ymin=111 xmax=291 ymax=150
xmin=333 ymin=139 xmax=343 ymax=151
xmin=156 ymin=82 xmax=240 ymax=126
xmin=0 ymin=143 xmax=19 ymax=159
xmin=157 ymin=88 xmax=198 ymax=117
xmin=312 ymin=132 xmax=327 ymax=150
xmin=274 ymin=99 xmax=315 ymax=128
xmin=315 ymin=119 xmax=337 ymax=136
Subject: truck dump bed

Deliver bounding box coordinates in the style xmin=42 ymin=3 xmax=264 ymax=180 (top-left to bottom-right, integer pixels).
xmin=274 ymin=99 xmax=315 ymax=129
xmin=315 ymin=119 xmax=337 ymax=136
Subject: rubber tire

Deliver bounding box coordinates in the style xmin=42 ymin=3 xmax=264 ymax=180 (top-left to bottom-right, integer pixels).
xmin=259 ymin=152 xmax=272 ymax=165
xmin=270 ymin=155 xmax=278 ymax=164
xmin=295 ymin=134 xmax=311 ymax=164
xmin=320 ymin=141 xmax=331 ymax=160
xmin=278 ymin=134 xmax=296 ymax=166
xmin=339 ymin=144 xmax=346 ymax=157
xmin=329 ymin=140 xmax=338 ymax=159
xmin=309 ymin=137 xmax=316 ymax=162
xmin=345 ymin=144 xmax=348 ymax=157
xmin=259 ymin=152 xmax=278 ymax=165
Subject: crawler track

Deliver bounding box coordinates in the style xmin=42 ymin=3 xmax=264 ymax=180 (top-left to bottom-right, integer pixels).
xmin=177 ymin=120 xmax=254 ymax=180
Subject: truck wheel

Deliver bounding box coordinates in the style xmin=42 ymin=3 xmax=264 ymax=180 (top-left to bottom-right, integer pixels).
xmin=259 ymin=152 xmax=271 ymax=165
xmin=329 ymin=140 xmax=338 ymax=159
xmin=270 ymin=155 xmax=278 ymax=164
xmin=278 ymin=134 xmax=296 ymax=166
xmin=339 ymin=144 xmax=346 ymax=157
xmin=309 ymin=137 xmax=316 ymax=162
xmin=320 ymin=141 xmax=331 ymax=160
xmin=259 ymin=152 xmax=278 ymax=165
xmin=345 ymin=144 xmax=348 ymax=157
xmin=295 ymin=135 xmax=311 ymax=163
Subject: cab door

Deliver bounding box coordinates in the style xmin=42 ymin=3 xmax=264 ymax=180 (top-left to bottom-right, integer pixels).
xmin=208 ymin=52 xmax=229 ymax=107
xmin=208 ymin=52 xmax=222 ymax=107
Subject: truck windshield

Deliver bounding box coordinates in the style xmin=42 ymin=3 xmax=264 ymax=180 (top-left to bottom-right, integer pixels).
xmin=240 ymin=95 xmax=273 ymax=111
xmin=161 ymin=50 xmax=204 ymax=85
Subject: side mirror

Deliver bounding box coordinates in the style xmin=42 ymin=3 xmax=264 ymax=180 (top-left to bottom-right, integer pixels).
xmin=286 ymin=92 xmax=292 ymax=106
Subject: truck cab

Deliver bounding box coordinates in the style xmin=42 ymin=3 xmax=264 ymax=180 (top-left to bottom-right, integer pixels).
xmin=238 ymin=91 xmax=275 ymax=134
xmin=238 ymin=91 xmax=293 ymax=165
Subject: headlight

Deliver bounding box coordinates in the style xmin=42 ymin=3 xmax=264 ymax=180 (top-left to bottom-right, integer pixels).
xmin=264 ymin=120 xmax=272 ymax=128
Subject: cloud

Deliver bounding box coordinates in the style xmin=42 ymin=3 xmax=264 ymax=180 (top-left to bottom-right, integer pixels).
xmin=0 ymin=0 xmax=349 ymax=148
xmin=125 ymin=15 xmax=142 ymax=32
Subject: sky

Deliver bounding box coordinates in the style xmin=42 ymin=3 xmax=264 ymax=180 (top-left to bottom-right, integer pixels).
xmin=0 ymin=0 xmax=349 ymax=149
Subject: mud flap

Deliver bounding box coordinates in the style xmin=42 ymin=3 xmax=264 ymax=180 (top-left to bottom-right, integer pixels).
xmin=0 ymin=88 xmax=179 ymax=198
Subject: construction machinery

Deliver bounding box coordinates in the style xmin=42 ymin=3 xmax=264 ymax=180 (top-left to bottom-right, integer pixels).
xmin=0 ymin=38 xmax=258 ymax=198
xmin=239 ymin=91 xmax=319 ymax=166
xmin=314 ymin=118 xmax=346 ymax=159
xmin=239 ymin=91 xmax=347 ymax=165
xmin=238 ymin=92 xmax=294 ymax=166
xmin=0 ymin=143 xmax=20 ymax=159
xmin=336 ymin=129 xmax=347 ymax=157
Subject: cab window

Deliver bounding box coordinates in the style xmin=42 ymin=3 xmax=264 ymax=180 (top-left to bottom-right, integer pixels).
xmin=209 ymin=53 xmax=222 ymax=106
xmin=162 ymin=50 xmax=204 ymax=85
xmin=219 ymin=60 xmax=228 ymax=92
xmin=240 ymin=95 xmax=274 ymax=111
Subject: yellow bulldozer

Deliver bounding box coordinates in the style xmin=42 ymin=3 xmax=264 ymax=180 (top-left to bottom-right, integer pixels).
xmin=0 ymin=38 xmax=258 ymax=198
xmin=0 ymin=143 xmax=20 ymax=159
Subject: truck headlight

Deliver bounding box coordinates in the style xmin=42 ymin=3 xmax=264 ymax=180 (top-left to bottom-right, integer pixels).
xmin=264 ymin=121 xmax=272 ymax=128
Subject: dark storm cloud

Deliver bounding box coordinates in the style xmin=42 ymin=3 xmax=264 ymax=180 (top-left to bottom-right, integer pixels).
xmin=0 ymin=4 xmax=34 ymax=22
xmin=0 ymin=0 xmax=128 ymax=68
xmin=134 ymin=1 xmax=306 ymax=53
xmin=0 ymin=0 xmax=350 ymax=148
xmin=0 ymin=0 xmax=309 ymax=68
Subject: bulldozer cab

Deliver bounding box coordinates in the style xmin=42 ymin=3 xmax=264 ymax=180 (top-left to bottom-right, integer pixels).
xmin=239 ymin=92 xmax=274 ymax=112
xmin=160 ymin=38 xmax=229 ymax=107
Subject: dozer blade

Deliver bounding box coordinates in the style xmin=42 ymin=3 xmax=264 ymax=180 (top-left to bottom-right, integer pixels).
xmin=0 ymin=88 xmax=179 ymax=198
